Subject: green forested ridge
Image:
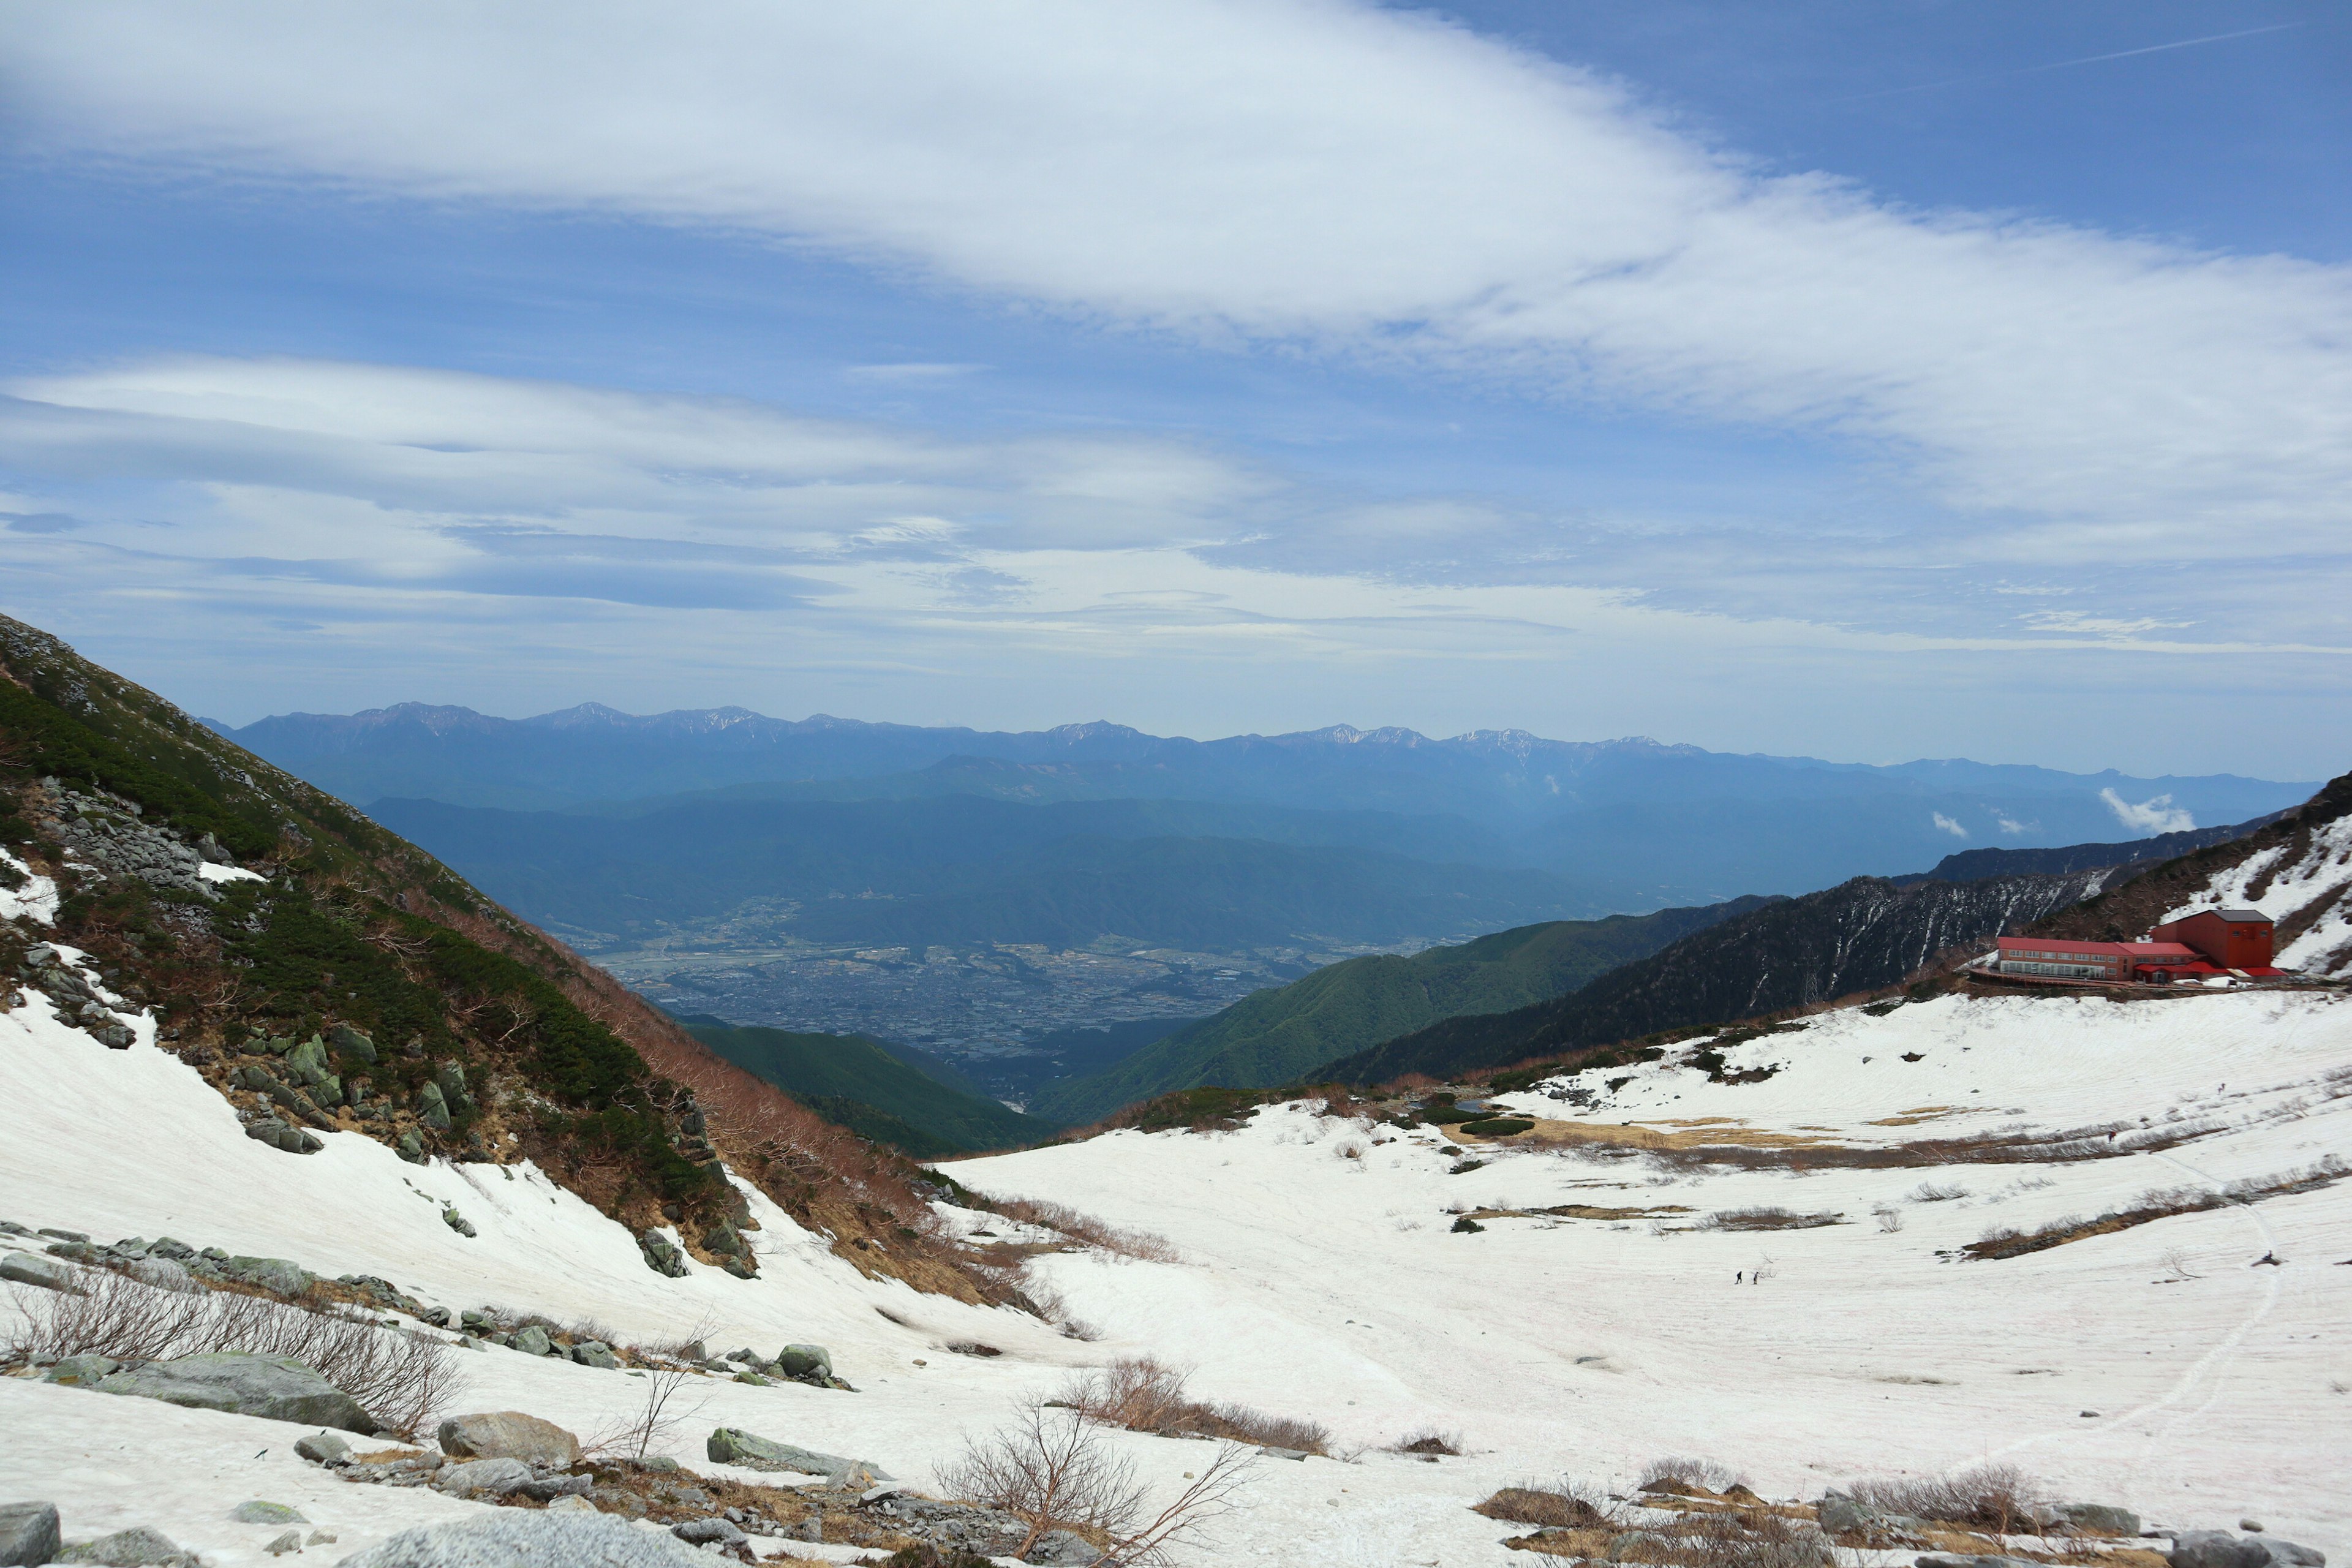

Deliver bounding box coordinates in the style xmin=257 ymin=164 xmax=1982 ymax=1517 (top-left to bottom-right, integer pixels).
xmin=680 ymin=1015 xmax=1058 ymax=1154
xmin=1030 ymin=896 xmax=1769 ymax=1123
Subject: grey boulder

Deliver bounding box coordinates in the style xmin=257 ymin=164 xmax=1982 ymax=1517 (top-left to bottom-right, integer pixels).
xmin=295 ymin=1431 xmax=353 ymax=1466
xmin=53 ymin=1525 xmax=193 ymax=1566
xmin=705 ymin=1427 xmax=890 ymax=1481
xmin=336 ymin=1511 xmax=711 ymax=1566
xmin=95 ymin=1352 xmax=379 ymax=1434
xmin=42 ymin=1356 xmax=120 ymax=1387
xmin=2052 ymin=1504 xmax=2141 ymax=1537
xmin=2169 ymin=1534 xmax=2327 ymax=1568
xmin=1026 ymin=1528 xmax=1106 ymax=1565
xmin=221 ymin=1256 xmax=315 ymax=1297
xmin=437 ymin=1412 xmax=582 ymax=1468
xmin=230 ymin=1501 xmax=307 ymax=1525
xmin=671 ymin=1518 xmax=745 ymax=1547
xmin=508 ymin=1325 xmax=552 ymax=1357
xmin=0 ymin=1502 xmax=61 ymax=1568
xmin=0 ymin=1254 xmax=78 ymax=1292
xmin=571 ymin=1341 xmax=620 ymax=1371
xmin=437 ymin=1458 xmax=533 ymax=1497
xmin=774 ymin=1344 xmax=832 ymax=1381
xmin=1915 ymin=1556 xmax=2046 ymax=1568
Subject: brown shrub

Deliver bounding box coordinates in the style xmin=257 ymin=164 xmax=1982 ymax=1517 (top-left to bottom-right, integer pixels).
xmin=1476 ymin=1486 xmax=1609 ymax=1529
xmin=1849 ymin=1464 xmax=2046 ymax=1532
xmin=1057 ymin=1357 xmax=1330 ymax=1457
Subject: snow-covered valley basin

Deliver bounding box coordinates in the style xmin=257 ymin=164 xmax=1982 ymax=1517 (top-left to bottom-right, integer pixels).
xmin=4 ymin=984 xmax=2348 ymax=1564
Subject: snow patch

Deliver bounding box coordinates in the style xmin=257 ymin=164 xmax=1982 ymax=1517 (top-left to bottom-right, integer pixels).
xmin=197 ymin=861 xmax=266 ymax=885
xmin=1 ymin=848 xmax=59 ymax=924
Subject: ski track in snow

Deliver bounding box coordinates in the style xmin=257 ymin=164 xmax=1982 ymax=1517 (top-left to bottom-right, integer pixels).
xmin=4 ymin=981 xmax=2349 ymax=1564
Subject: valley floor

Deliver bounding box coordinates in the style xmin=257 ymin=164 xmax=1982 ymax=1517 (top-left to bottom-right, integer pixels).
xmin=4 ymin=981 xmax=2348 ymax=1566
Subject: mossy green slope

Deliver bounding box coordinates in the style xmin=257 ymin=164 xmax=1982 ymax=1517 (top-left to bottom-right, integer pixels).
xmin=681 ymin=1016 xmax=1057 ymax=1154
xmin=1031 ymin=897 xmax=1767 ymax=1123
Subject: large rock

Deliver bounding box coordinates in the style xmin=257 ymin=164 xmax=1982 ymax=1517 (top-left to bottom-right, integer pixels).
xmin=571 ymin=1341 xmax=620 ymax=1371
xmin=0 ymin=1502 xmax=61 ymax=1567
xmin=775 ymin=1344 xmax=832 ymax=1381
xmin=336 ymin=1511 xmax=711 ymax=1566
xmin=95 ymin=1352 xmax=379 ymax=1434
xmin=2052 ymin=1504 xmax=2141 ymax=1537
xmin=329 ymin=1025 xmax=378 ymax=1065
xmin=437 ymin=1458 xmax=533 ymax=1497
xmin=705 ymin=1427 xmax=889 ymax=1481
xmin=0 ymin=1254 xmax=78 ymax=1292
xmin=437 ymin=1412 xmax=582 ymax=1468
xmin=508 ymin=1325 xmax=552 ymax=1357
xmin=2172 ymin=1538 xmax=2330 ymax=1568
xmin=221 ymin=1256 xmax=315 ymax=1297
xmin=1026 ymin=1529 xmax=1106 ymax=1566
xmin=53 ymin=1525 xmax=192 ymax=1566
xmin=43 ymin=1356 xmax=120 ymax=1387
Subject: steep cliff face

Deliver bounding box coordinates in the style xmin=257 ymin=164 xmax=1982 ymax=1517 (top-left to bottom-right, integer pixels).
xmin=1316 ymin=866 xmax=2122 ymax=1085
xmin=0 ymin=614 xmax=988 ymax=1299
xmin=2030 ymin=769 xmax=2352 ymax=978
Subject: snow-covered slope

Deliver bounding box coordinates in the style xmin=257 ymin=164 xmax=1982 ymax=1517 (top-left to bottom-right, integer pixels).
xmin=7 ymin=938 xmax=2350 ymax=1564
xmin=2165 ymin=809 xmax=2352 ymax=976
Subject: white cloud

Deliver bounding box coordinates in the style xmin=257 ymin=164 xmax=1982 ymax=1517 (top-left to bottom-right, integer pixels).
xmin=1932 ymin=812 xmax=1969 ymax=839
xmin=2 ymin=0 xmax=2347 ymax=564
xmin=2100 ymin=788 xmax=2196 ymax=835
xmin=1994 ymin=812 xmax=2032 ymax=835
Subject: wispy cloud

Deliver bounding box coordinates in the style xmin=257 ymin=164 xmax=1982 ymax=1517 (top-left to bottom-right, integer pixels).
xmin=1932 ymin=812 xmax=1969 ymax=838
xmin=2100 ymin=788 xmax=2195 ymax=835
xmin=2 ymin=1 xmax=2345 ymax=567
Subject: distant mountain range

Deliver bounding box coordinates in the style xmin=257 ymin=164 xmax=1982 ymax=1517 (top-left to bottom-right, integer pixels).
xmin=221 ymin=703 xmax=2311 ymax=904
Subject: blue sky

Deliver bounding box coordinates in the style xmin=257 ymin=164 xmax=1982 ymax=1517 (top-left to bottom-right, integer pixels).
xmin=1 ymin=0 xmax=2346 ymax=779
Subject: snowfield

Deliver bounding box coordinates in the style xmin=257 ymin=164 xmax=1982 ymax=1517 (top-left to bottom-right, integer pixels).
xmin=5 ymin=967 xmax=2350 ymax=1564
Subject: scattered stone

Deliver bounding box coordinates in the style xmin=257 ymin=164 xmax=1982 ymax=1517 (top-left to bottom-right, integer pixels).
xmin=54 ymin=1525 xmax=194 ymax=1566
xmin=221 ymin=1256 xmax=315 ymax=1297
xmin=2245 ymin=1523 xmax=2266 ymax=1535
xmin=336 ymin=1510 xmax=712 ymax=1566
xmin=571 ymin=1341 xmax=620 ymax=1371
xmin=232 ymin=1501 xmax=308 ymax=1525
xmin=437 ymin=1412 xmax=583 ymax=1468
xmin=1916 ymin=1554 xmax=2046 ymax=1568
xmin=2170 ymin=1534 xmax=2277 ymax=1568
xmin=416 ymin=1082 xmax=452 ymax=1131
xmin=94 ymin=1352 xmax=380 ymax=1433
xmin=1026 ymin=1528 xmax=1105 ymax=1565
xmin=263 ymin=1531 xmax=302 ymax=1557
xmin=671 ymin=1518 xmax=745 ymax=1547
xmin=43 ymin=1355 xmax=121 ymax=1387
xmin=0 ymin=1502 xmax=62 ymax=1568
xmin=2052 ymin=1504 xmax=2141 ymax=1536
xmin=119 ymin=1257 xmax=194 ymax=1294
xmin=306 ymin=1531 xmax=336 ymax=1546
xmin=441 ymin=1208 xmax=477 ymax=1239
xmin=510 ymin=1325 xmax=553 ymax=1357
xmin=329 ymin=1024 xmax=378 ymax=1064
xmin=295 ymin=1432 xmax=353 ymax=1466
xmin=704 ymin=1427 xmax=889 ymax=1481
xmin=774 ymin=1345 xmax=832 ymax=1382
xmin=0 ymin=1254 xmax=78 ymax=1292
xmin=548 ymin=1494 xmax=597 ymax=1515
xmin=625 ymin=1229 xmax=683 ymax=1276
xmin=438 ymin=1457 xmax=534 ymax=1497
xmin=396 ymin=1129 xmax=426 ymax=1165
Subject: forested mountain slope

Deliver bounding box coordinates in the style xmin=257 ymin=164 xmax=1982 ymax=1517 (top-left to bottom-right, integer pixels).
xmin=0 ymin=614 xmax=989 ymax=1298
xmin=1317 ymin=866 xmax=2127 ymax=1086
xmin=678 ymin=1014 xmax=1057 ymax=1156
xmin=1031 ymin=896 xmax=1770 ymax=1123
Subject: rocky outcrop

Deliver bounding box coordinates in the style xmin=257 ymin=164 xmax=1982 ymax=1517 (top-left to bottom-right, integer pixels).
xmin=438 ymin=1412 xmax=583 ymax=1468
xmin=706 ymin=1427 xmax=889 ymax=1483
xmin=337 ymin=1511 xmax=710 ymax=1567
xmin=94 ymin=1352 xmax=380 ymax=1433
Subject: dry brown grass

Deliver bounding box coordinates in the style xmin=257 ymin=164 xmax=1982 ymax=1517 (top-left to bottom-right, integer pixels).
xmin=1476 ymin=1486 xmax=1610 ymax=1529
xmin=1847 ymin=1463 xmax=2046 ymax=1533
xmin=975 ymin=1195 xmax=1183 ymax=1265
xmin=1694 ymin=1208 xmax=1841 ymax=1232
xmin=1057 ymin=1357 xmax=1330 ymax=1456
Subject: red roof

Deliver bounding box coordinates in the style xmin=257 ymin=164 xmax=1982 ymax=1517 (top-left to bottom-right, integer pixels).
xmin=2121 ymin=943 xmax=2200 ymax=959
